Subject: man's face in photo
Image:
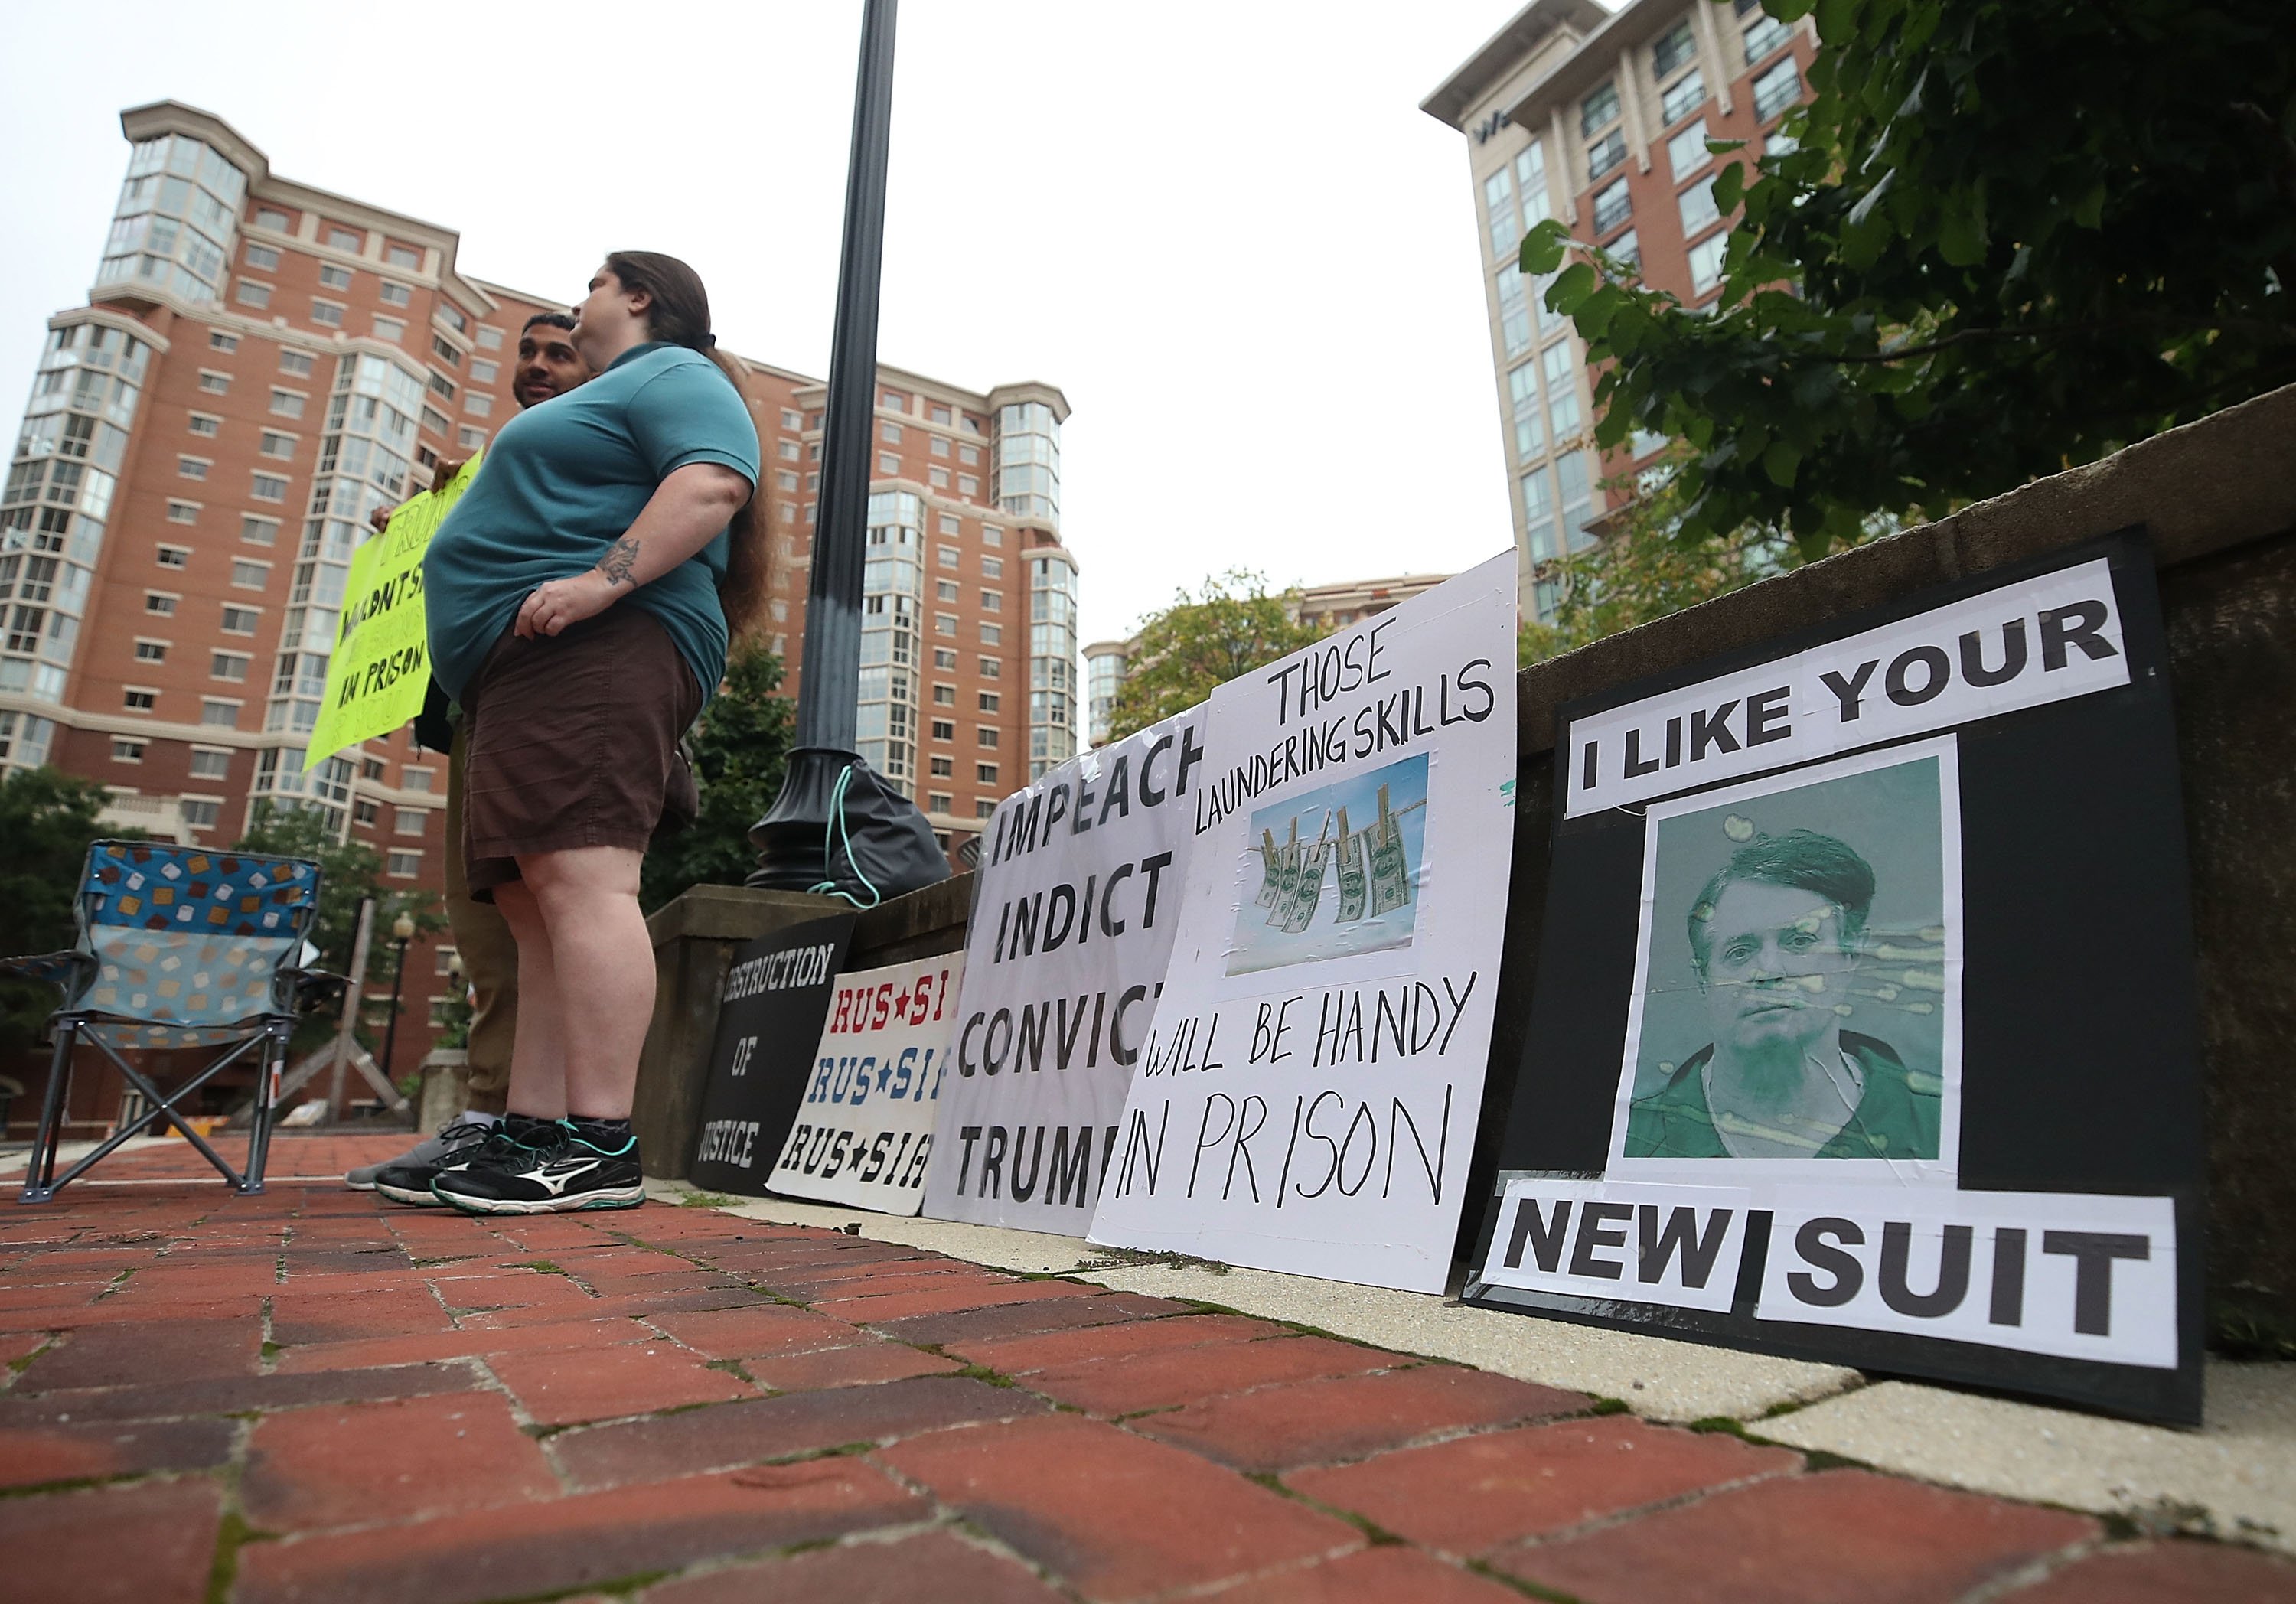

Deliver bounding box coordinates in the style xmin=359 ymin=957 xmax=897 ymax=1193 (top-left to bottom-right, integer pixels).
xmin=512 ymin=321 xmax=591 ymax=408
xmin=1699 ymin=878 xmax=1854 ymax=1058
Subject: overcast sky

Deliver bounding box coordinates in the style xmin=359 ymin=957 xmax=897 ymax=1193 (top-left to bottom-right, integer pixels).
xmin=0 ymin=0 xmax=1571 ymax=648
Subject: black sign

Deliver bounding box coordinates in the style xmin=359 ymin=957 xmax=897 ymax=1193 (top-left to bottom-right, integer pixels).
xmin=688 ymin=913 xmax=858 ymax=1195
xmin=1466 ymin=536 xmax=2205 ymax=1425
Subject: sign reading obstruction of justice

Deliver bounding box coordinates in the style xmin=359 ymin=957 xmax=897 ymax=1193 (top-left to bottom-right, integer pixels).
xmin=687 ymin=913 xmax=856 ymax=1196
xmin=923 ymin=706 xmax=1205 ymax=1234
xmin=305 ymin=457 xmax=481 ymax=768
xmin=1464 ymin=536 xmax=2206 ymax=1424
xmin=769 ymin=952 xmax=965 ymax=1215
xmin=1088 ymin=553 xmax=1519 ymax=1293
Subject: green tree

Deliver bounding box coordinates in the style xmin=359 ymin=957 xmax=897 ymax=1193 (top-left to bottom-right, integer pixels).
xmin=640 ymin=638 xmax=796 ymax=913
xmin=1528 ymin=0 xmax=2296 ymax=562
xmin=1519 ymin=455 xmax=1793 ymax=667
xmin=1107 ymin=569 xmax=1330 ymax=741
xmin=231 ymin=800 xmax=439 ymax=980
xmin=0 ymin=768 xmax=139 ymax=1057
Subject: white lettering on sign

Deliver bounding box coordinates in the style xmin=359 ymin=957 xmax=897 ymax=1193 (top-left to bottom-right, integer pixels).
xmin=1479 ymin=1179 xmax=1751 ymax=1312
xmin=695 ymin=1119 xmax=761 ymax=1170
xmin=1756 ymin=1188 xmax=2177 ymax=1369
xmin=1567 ymin=559 xmax=2130 ymax=817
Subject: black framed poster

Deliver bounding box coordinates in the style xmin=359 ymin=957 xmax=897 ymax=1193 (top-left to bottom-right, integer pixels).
xmin=1464 ymin=533 xmax=2205 ymax=1424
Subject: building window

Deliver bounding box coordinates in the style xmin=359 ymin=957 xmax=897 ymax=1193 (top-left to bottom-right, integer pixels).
xmin=220 ymin=605 xmax=259 ymax=634
xmin=1689 ymin=232 xmax=1730 ymax=293
xmin=934 ymin=613 xmax=957 ymax=637
xmin=930 ymin=755 xmax=954 ymax=777
xmin=931 ymin=719 xmax=954 ymax=742
xmin=980 ymin=590 xmax=1001 ymax=612
xmin=1508 ymin=362 xmax=1544 ymax=459
xmin=1587 ymin=129 xmax=1627 ymax=182
xmin=167 ymin=500 xmax=200 ymax=524
xmin=976 ymin=799 xmax=998 ymax=819
xmin=1523 ymin=464 xmax=1558 ymax=562
xmin=1516 ymin=139 xmax=1551 ymax=227
xmin=210 ymin=650 xmax=249 ymax=680
xmin=208 ymin=331 xmax=238 ymax=352
xmin=978 ymin=656 xmax=1000 ymax=678
xmin=380 ymin=280 xmax=413 ymax=308
xmin=259 ymin=431 xmax=295 ymax=459
xmin=145 ymin=592 xmax=178 ymax=615
xmin=112 ymin=738 xmax=145 ymax=763
xmin=1482 ymin=165 xmax=1518 ymax=260
xmin=936 ymin=546 xmax=960 ymax=572
xmin=387 ymin=851 xmax=421 ymax=878
xmin=236 ymin=281 xmax=273 ymax=308
xmin=1593 ymin=178 xmax=1632 ymax=235
xmin=928 ymin=791 xmax=954 ymax=813
xmin=1544 ymin=342 xmax=1582 ymax=438
xmin=201 ymin=699 xmax=240 ymax=727
xmin=122 ymin=689 xmax=155 ymax=712
xmin=240 ymin=515 xmax=279 ymax=545
xmin=395 ymin=807 xmax=426 ymax=835
xmin=470 ymin=359 xmax=497 ymax=386
xmin=1557 ymin=452 xmax=1596 ymax=553
xmin=977 ymin=728 xmax=999 ymax=748
xmin=1496 ymin=265 xmax=1531 ymax=358
xmin=325 ymin=225 xmax=361 ymax=252
xmin=977 ymin=691 xmax=1000 ymax=712
xmin=933 ymin=683 xmax=957 ymax=706
xmin=1608 ymin=230 xmax=1642 ymax=271
xmin=401 ymin=768 xmax=434 ymax=793
xmin=181 ymin=799 xmax=220 ymax=830
xmin=1580 ymin=81 xmax=1619 ymax=137
xmin=279 ymin=349 xmax=315 ymax=377
xmin=189 ymin=748 xmax=232 ymax=780
xmin=878 ymin=453 xmax=899 ymax=474
xmin=134 ymin=639 xmax=167 ymax=663
xmin=881 ymin=390 xmax=903 ymax=409
xmin=1668 ymin=119 xmax=1712 ymax=181
xmin=980 ymin=623 xmax=1002 ymax=646
xmin=982 ymin=526 xmax=1003 ymax=547
xmin=465 ymin=393 xmax=492 ymax=417
xmin=1744 ymin=11 xmax=1789 ymax=63
xmin=318 ymin=262 xmax=354 ymax=290
xmin=230 ymin=559 xmax=269 ymax=588
xmin=177 ymin=455 xmax=208 ymax=481
xmin=928 ymin=467 xmax=949 ymax=489
xmin=881 ymin=421 xmax=902 ymax=443
xmin=1652 ymin=18 xmax=1696 ymax=77
xmin=422 ymin=406 xmax=450 ymax=434
xmin=270 ymin=390 xmax=305 ymax=419
xmin=1660 ymin=67 xmax=1706 ymax=126
xmin=188 ymin=413 xmax=220 ymax=438
xmin=1753 ymin=57 xmax=1802 ymax=121
xmin=1679 ymin=177 xmax=1722 ymax=236
xmin=977 ymin=762 xmax=1000 ymax=784
xmin=199 ymin=370 xmax=231 ymax=394
xmin=932 ymin=648 xmax=957 ymax=670
xmin=935 ymin=579 xmax=960 ymax=603
xmin=249 ymin=474 xmax=288 ymax=503
xmin=373 ymin=316 xmax=406 ymax=344
xmin=311 ymin=299 xmax=346 ymax=328
xmin=156 ymin=546 xmax=190 ymax=569
xmin=458 ymin=426 xmax=487 ymax=450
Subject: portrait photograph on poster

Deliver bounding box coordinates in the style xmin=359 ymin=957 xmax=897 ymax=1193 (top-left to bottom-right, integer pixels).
xmin=1463 ymin=536 xmax=2207 ymax=1425
xmin=1609 ymin=737 xmax=1962 ymax=1185
xmin=1228 ymin=752 xmax=1427 ymax=976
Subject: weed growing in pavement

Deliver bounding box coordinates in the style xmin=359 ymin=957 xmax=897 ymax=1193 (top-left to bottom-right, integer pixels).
xmin=1586 ymin=1397 xmax=1632 ymax=1416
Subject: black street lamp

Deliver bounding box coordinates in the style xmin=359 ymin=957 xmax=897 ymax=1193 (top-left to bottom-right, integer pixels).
xmin=378 ymin=909 xmax=416 ymax=1110
xmin=748 ymin=0 xmax=949 ymax=903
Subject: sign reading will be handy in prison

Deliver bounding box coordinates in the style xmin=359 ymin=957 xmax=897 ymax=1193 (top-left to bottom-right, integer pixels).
xmin=305 ymin=456 xmax=481 ymax=768
xmin=770 ymin=952 xmax=966 ymax=1216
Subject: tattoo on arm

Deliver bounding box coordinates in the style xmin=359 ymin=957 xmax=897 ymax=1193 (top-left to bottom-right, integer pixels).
xmin=596 ymin=535 xmax=642 ymax=589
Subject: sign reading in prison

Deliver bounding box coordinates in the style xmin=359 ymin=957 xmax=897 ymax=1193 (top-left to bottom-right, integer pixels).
xmin=1088 ymin=552 xmax=1519 ymax=1294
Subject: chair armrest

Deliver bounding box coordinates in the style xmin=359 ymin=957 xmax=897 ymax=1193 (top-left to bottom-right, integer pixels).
xmin=0 ymin=950 xmax=96 ymax=996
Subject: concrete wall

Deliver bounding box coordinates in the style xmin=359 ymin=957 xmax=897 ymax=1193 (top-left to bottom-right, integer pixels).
xmin=639 ymin=383 xmax=2295 ymax=1339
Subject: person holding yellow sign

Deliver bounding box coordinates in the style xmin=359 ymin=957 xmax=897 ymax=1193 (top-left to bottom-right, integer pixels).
xmin=419 ymin=253 xmax=764 ymax=1214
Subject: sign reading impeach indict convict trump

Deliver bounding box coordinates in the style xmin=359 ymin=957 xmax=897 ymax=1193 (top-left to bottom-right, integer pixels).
xmin=1465 ymin=536 xmax=2206 ymax=1425
xmin=1088 ymin=553 xmax=1519 ymax=1293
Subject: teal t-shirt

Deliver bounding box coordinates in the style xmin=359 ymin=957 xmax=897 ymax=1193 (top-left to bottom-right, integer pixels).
xmin=422 ymin=341 xmax=760 ymax=706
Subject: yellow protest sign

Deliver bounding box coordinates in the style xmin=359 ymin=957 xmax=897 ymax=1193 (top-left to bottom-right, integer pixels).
xmin=304 ymin=455 xmax=481 ymax=769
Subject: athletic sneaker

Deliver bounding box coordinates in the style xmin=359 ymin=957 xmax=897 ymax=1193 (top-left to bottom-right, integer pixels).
xmin=348 ymin=1113 xmax=500 ymax=1193
xmin=372 ymin=1117 xmax=546 ymax=1208
xmin=430 ymin=1120 xmax=647 ymax=1214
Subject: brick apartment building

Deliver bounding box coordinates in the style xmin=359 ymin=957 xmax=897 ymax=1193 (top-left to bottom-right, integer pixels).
xmin=1423 ymin=0 xmax=1816 ymax=619
xmin=1 ymin=101 xmax=1081 ymax=1122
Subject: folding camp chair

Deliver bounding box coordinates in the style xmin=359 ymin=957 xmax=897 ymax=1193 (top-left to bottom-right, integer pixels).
xmin=7 ymin=840 xmax=334 ymax=1204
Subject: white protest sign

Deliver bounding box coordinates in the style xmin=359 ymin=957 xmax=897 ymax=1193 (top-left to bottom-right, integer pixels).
xmin=922 ymin=706 xmax=1205 ymax=1233
xmin=1756 ymin=1186 xmax=2178 ymax=1369
xmin=767 ymin=953 xmax=964 ymax=1215
xmin=1567 ymin=558 xmax=2129 ymax=817
xmin=1088 ymin=553 xmax=1518 ymax=1293
xmin=1481 ymin=1178 xmax=1753 ymax=1312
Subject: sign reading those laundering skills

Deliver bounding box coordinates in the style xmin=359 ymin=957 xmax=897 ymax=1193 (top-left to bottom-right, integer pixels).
xmin=768 ymin=952 xmax=965 ymax=1216
xmin=687 ymin=912 xmax=856 ymax=1196
xmin=305 ymin=456 xmax=481 ymax=768
xmin=921 ymin=707 xmax=1205 ymax=1234
xmin=1465 ymin=536 xmax=2206 ymax=1425
xmin=1088 ymin=553 xmax=1518 ymax=1293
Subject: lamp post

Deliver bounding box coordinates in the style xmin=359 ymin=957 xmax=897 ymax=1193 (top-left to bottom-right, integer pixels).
xmin=748 ymin=0 xmax=947 ymax=900
xmin=378 ymin=910 xmax=416 ymax=1114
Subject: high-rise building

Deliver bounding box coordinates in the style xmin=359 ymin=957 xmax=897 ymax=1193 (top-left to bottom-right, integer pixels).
xmin=2 ymin=100 xmax=1080 ymax=1100
xmin=1423 ymin=0 xmax=1815 ymax=619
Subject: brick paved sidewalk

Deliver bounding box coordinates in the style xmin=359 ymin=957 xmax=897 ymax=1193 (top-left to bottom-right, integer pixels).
xmin=2 ymin=1136 xmax=2289 ymax=1604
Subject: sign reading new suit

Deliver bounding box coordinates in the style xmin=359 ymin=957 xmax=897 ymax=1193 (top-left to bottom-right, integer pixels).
xmin=1464 ymin=536 xmax=2205 ymax=1424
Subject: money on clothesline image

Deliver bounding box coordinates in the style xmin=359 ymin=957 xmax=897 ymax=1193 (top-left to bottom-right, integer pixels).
xmin=1228 ymin=755 xmax=1430 ymax=976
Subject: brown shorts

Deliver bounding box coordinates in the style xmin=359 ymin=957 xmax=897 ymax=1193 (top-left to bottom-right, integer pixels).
xmin=460 ymin=605 xmax=703 ymax=899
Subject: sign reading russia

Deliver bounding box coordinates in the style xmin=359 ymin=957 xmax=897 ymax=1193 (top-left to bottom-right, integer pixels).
xmin=769 ymin=953 xmax=965 ymax=1215
xmin=305 ymin=456 xmax=481 ymax=768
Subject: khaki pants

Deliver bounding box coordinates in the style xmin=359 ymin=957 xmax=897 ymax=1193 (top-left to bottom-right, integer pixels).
xmin=444 ymin=721 xmax=518 ymax=1113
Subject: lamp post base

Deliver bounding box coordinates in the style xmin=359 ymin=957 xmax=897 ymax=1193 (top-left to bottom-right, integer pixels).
xmin=747 ymin=746 xmax=952 ymax=901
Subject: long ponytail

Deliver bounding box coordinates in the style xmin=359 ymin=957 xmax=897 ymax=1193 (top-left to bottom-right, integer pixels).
xmin=603 ymin=250 xmax=769 ymax=640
